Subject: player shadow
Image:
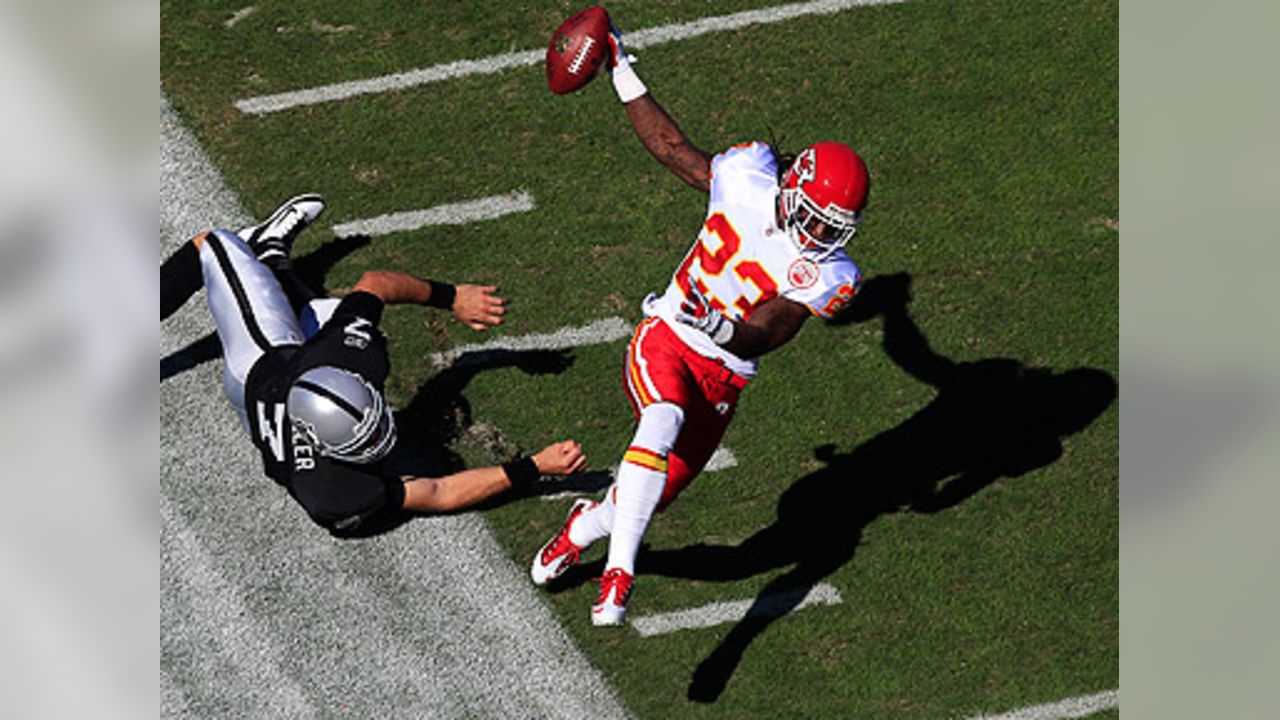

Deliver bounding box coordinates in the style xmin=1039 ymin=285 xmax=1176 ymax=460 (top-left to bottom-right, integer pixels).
xmin=160 ymin=233 xmax=372 ymax=381
xmin=394 ymin=348 xmax=584 ymax=510
xmin=593 ymin=272 xmax=1114 ymax=702
xmin=331 ymin=348 xmax=578 ymax=537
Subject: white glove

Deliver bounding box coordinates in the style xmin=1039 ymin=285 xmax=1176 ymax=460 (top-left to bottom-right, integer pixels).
xmin=605 ymin=19 xmax=647 ymax=102
xmin=675 ymin=285 xmax=734 ymax=346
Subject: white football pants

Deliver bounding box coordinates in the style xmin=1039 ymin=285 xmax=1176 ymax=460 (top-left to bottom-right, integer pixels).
xmin=199 ymin=228 xmax=336 ymax=433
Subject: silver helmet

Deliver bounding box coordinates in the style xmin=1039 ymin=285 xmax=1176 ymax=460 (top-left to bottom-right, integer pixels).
xmin=287 ymin=366 xmax=396 ymax=464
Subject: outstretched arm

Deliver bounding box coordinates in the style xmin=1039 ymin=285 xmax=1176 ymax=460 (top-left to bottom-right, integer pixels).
xmin=621 ymin=94 xmax=712 ymax=192
xmin=401 ymin=440 xmax=586 ymax=513
xmin=353 ymin=270 xmax=507 ymax=330
xmin=605 ymin=20 xmax=711 ymax=192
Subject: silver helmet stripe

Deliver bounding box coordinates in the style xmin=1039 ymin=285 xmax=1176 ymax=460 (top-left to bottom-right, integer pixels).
xmin=287 ymin=366 xmax=395 ymax=464
xmin=293 ymin=379 xmax=364 ymax=421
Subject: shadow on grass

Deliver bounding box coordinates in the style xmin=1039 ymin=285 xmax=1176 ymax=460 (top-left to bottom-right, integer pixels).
xmin=572 ymin=273 xmax=1117 ymax=703
xmin=329 ymin=348 xmax=578 ymax=537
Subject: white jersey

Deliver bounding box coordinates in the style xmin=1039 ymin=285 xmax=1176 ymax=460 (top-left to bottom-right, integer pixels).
xmin=648 ymin=142 xmax=862 ymax=378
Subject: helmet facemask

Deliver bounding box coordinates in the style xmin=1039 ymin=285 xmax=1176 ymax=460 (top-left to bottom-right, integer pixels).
xmin=777 ymin=142 xmax=869 ymax=261
xmin=779 ymin=185 xmax=861 ymax=261
xmin=320 ymin=381 xmax=397 ymax=464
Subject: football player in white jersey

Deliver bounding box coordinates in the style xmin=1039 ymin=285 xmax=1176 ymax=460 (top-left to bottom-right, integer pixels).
xmin=530 ymin=13 xmax=871 ymax=625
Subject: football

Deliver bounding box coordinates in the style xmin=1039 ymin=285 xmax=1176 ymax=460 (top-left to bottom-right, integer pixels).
xmin=545 ymin=6 xmax=610 ymax=95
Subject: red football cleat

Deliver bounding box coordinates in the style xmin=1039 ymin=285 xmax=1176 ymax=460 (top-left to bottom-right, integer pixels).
xmin=592 ymin=567 xmax=634 ymax=626
xmin=531 ymin=499 xmax=593 ymax=586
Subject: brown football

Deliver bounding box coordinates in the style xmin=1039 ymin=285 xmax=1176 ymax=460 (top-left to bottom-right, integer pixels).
xmin=545 ymin=6 xmax=610 ymax=95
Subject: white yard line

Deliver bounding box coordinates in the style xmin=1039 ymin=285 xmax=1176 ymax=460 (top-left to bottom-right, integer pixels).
xmin=430 ymin=316 xmax=634 ymax=366
xmin=332 ymin=190 xmax=535 ymax=238
xmin=704 ymin=446 xmax=739 ymax=472
xmin=222 ymin=6 xmax=256 ymax=29
xmin=963 ymin=690 xmax=1119 ymax=720
xmin=630 ymin=583 xmax=842 ymax=637
xmin=234 ymin=0 xmax=907 ymax=115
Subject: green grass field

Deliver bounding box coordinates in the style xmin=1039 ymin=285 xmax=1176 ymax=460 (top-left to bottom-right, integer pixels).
xmin=163 ymin=1 xmax=1117 ymax=716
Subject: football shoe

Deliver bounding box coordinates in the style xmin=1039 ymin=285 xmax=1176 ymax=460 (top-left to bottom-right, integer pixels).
xmin=591 ymin=567 xmax=634 ymax=626
xmin=238 ymin=193 xmax=325 ymax=265
xmin=531 ymin=498 xmax=593 ymax=586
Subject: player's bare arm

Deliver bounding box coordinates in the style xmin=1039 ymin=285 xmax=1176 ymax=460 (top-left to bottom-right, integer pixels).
xmin=675 ymin=285 xmax=809 ymax=360
xmin=400 ymin=440 xmax=586 ymax=513
xmin=721 ymin=296 xmax=810 ymax=359
xmin=353 ymin=270 xmax=506 ymax=330
xmin=600 ymin=14 xmax=711 ymax=192
xmin=623 ymin=94 xmax=712 ymax=192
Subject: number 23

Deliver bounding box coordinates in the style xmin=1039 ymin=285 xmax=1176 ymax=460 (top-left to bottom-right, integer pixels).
xmin=674 ymin=213 xmax=778 ymax=319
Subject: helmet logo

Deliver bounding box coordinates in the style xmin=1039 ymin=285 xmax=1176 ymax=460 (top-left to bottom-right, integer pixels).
xmin=788 ymin=258 xmax=820 ymax=289
xmin=793 ymin=148 xmax=817 ymax=185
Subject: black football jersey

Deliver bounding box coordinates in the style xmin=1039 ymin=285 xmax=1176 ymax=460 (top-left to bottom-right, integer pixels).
xmin=244 ymin=292 xmax=405 ymax=532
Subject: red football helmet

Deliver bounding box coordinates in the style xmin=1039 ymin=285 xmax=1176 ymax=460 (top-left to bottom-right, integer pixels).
xmin=779 ymin=141 xmax=869 ymax=259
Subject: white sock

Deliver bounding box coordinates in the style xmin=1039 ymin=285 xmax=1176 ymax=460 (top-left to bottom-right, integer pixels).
xmin=604 ymin=403 xmax=683 ymax=575
xmin=568 ymin=489 xmax=615 ymax=547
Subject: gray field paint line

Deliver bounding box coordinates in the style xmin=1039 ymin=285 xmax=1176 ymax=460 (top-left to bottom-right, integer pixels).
xmin=161 ymin=94 xmax=628 ymax=719
xmin=233 ymin=0 xmax=906 ymax=115
xmin=160 ymin=101 xmax=251 ymax=256
xmin=161 ymin=496 xmax=315 ymax=718
xmin=331 ymin=191 xmax=535 ymax=237
xmin=159 ymin=671 xmax=194 ymax=720
xmin=162 ymin=96 xmax=315 ymax=718
xmin=392 ymin=514 xmax=634 ymax=718
xmin=630 ymin=582 xmax=842 ymax=637
xmin=963 ymin=690 xmax=1119 ymax=720
xmin=430 ymin=315 xmax=634 ymax=366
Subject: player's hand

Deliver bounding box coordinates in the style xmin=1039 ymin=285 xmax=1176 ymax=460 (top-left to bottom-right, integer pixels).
xmin=675 ymin=285 xmax=735 ymax=346
xmin=452 ymin=284 xmax=507 ymax=331
xmin=604 ymin=14 xmax=636 ymax=72
xmin=532 ymin=440 xmax=588 ymax=477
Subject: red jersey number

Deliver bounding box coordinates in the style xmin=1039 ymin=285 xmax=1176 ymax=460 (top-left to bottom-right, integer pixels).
xmin=674 ymin=213 xmax=779 ymax=320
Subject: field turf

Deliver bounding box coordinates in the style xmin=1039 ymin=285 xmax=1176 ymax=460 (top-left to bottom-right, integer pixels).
xmin=162 ymin=1 xmax=1117 ymax=716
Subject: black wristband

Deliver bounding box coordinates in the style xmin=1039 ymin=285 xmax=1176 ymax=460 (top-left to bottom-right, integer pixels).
xmin=502 ymin=456 xmax=540 ymax=488
xmin=425 ymin=280 xmax=456 ymax=310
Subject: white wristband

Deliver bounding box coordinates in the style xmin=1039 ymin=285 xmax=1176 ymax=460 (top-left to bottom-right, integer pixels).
xmin=611 ymin=64 xmax=648 ymax=103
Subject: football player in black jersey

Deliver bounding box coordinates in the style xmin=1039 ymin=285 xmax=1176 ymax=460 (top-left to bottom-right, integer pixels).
xmin=161 ymin=194 xmax=586 ymax=534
